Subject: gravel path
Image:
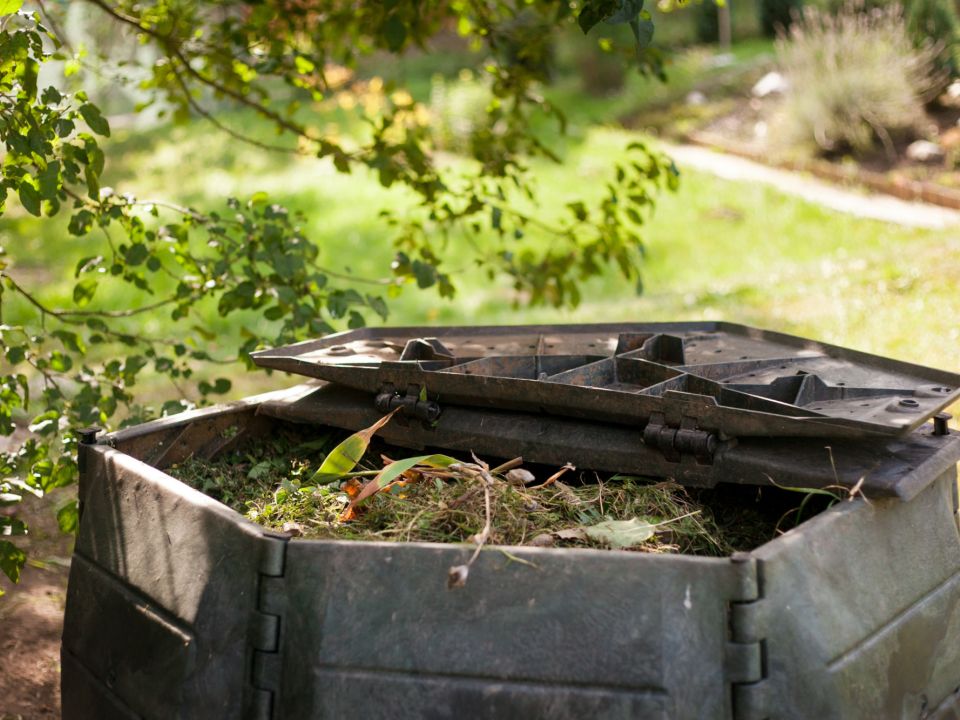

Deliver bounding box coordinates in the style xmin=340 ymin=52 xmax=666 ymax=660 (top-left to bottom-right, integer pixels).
xmin=665 ymin=143 xmax=960 ymax=230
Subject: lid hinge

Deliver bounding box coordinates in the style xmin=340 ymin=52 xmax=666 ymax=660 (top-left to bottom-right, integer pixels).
xmin=643 ymin=412 xmax=720 ymax=464
xmin=248 ymin=533 xmax=288 ymax=720
xmin=375 ymin=383 xmax=442 ymax=423
xmin=727 ymin=554 xmax=770 ymax=720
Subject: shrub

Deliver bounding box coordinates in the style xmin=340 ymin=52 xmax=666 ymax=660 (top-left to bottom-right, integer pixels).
xmin=759 ymin=0 xmax=804 ymax=36
xmin=429 ymin=71 xmax=493 ymax=153
xmin=906 ymin=0 xmax=960 ymax=80
xmin=774 ymin=3 xmax=942 ymax=158
xmin=694 ymin=0 xmax=720 ymax=43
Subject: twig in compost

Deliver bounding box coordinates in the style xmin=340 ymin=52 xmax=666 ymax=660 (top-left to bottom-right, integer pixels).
xmin=491 ymin=457 xmax=524 ymax=474
xmin=447 ymin=455 xmax=496 ymax=590
xmin=528 ymin=463 xmax=575 ymax=489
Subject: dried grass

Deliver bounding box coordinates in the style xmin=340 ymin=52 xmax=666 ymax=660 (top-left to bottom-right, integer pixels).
xmin=170 ymin=425 xmax=790 ymax=556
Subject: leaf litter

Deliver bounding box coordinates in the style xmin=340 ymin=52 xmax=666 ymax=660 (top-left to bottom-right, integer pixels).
xmin=170 ymin=416 xmax=800 ymax=568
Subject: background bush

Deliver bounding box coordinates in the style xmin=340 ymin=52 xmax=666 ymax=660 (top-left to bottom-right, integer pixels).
xmin=759 ymin=0 xmax=804 ymax=36
xmin=429 ymin=72 xmax=494 ymax=152
xmin=906 ymin=0 xmax=960 ymax=82
xmin=774 ymin=3 xmax=941 ymax=158
xmin=694 ymin=0 xmax=721 ymax=43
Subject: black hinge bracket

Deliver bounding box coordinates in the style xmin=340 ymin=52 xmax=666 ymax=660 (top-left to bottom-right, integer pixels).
xmin=249 ymin=533 xmax=288 ymax=720
xmin=643 ymin=412 xmax=720 ymax=465
xmin=727 ymin=553 xmax=769 ymax=720
xmin=375 ymin=383 xmax=442 ymax=423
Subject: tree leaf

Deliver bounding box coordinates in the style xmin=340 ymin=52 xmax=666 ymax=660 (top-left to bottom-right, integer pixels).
xmin=72 ymin=277 xmax=98 ymax=306
xmin=383 ymin=15 xmax=407 ymax=52
xmin=308 ymin=408 xmax=400 ymax=484
xmin=0 ymin=540 xmax=26 ymax=584
xmin=629 ymin=17 xmax=655 ymax=49
xmin=125 ymin=243 xmax=148 ymax=265
xmin=607 ymin=0 xmax=644 ymax=25
xmin=583 ymin=517 xmax=655 ymax=549
xmin=0 ymin=0 xmax=23 ymax=17
xmin=577 ymin=1 xmax=607 ymax=34
xmin=18 ymin=180 xmax=41 ymax=217
xmin=57 ymin=500 xmax=79 ymax=534
xmin=78 ymin=103 xmax=110 ymax=137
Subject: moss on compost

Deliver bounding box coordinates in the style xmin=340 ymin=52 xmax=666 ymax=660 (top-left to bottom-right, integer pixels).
xmin=169 ymin=425 xmax=795 ymax=556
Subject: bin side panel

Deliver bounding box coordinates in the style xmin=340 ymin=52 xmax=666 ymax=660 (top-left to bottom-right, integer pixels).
xmin=61 ymin=650 xmax=142 ymax=720
xmin=62 ymin=553 xmax=195 ymax=719
xmin=306 ymin=668 xmax=672 ymax=720
xmin=275 ymin=541 xmax=740 ymax=720
xmin=68 ymin=444 xmax=273 ymax=719
xmin=755 ymin=470 xmax=960 ymax=719
xmin=931 ymin=687 xmax=960 ymax=720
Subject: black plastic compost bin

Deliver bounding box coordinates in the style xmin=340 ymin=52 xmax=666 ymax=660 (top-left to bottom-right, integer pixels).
xmin=61 ymin=322 xmax=960 ymax=720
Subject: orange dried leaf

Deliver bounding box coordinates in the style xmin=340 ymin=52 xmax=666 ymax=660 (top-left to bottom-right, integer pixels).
xmin=345 ymin=453 xmax=460 ymax=514
xmin=342 ymin=477 xmax=362 ymax=498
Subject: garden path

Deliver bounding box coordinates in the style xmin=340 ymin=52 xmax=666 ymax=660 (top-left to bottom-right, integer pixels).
xmin=665 ymin=143 xmax=960 ymax=230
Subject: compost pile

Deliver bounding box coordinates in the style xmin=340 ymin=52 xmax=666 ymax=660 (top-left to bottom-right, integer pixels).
xmin=171 ymin=417 xmax=787 ymax=558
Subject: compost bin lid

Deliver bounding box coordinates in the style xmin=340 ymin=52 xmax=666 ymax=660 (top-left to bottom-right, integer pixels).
xmin=252 ymin=322 xmax=960 ymax=440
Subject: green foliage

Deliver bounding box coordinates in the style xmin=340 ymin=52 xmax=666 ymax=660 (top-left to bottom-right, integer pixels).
xmin=808 ymin=0 xmax=958 ymax=80
xmin=428 ymin=71 xmax=493 ymax=153
xmin=759 ymin=0 xmax=803 ymax=37
xmin=0 ymin=0 xmax=683 ymax=585
xmin=906 ymin=0 xmax=960 ymax=81
xmin=694 ymin=1 xmax=721 ymax=43
xmin=774 ymin=3 xmax=941 ymax=158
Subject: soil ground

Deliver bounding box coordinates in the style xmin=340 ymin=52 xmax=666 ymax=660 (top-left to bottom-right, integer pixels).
xmin=0 ymin=490 xmax=74 ymax=720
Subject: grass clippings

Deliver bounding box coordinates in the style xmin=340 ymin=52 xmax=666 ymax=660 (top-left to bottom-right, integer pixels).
xmin=169 ymin=424 xmax=797 ymax=557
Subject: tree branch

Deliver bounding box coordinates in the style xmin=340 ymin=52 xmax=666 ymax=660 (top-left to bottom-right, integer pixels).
xmin=2 ymin=272 xmax=181 ymax=319
xmin=168 ymin=62 xmax=300 ymax=155
xmin=84 ymin=0 xmax=327 ymax=146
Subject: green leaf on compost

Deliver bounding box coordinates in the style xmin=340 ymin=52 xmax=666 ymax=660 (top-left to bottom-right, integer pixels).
xmin=583 ymin=517 xmax=655 ymax=549
xmin=247 ymin=460 xmax=274 ymax=480
xmin=308 ymin=408 xmax=400 ymax=484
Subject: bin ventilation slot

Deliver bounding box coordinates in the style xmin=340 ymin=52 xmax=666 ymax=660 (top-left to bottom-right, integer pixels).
xmin=251 ymin=322 xmax=960 ymax=439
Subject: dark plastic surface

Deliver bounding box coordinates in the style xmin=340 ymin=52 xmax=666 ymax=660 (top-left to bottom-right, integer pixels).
xmin=259 ymin=382 xmax=960 ymax=499
xmin=252 ymin=322 xmax=960 ymax=439
xmin=60 ymin=392 xmax=960 ymax=720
